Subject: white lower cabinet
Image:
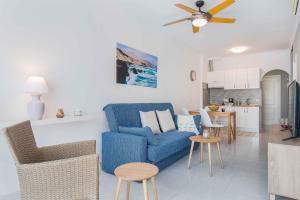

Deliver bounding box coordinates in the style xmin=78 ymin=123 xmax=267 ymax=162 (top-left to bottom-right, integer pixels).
xmin=235 ymin=107 xmax=260 ymax=133
xmin=209 ymin=106 xmax=260 ymax=133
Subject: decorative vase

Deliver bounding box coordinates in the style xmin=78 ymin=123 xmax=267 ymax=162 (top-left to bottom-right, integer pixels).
xmin=27 ymin=95 xmax=45 ymax=120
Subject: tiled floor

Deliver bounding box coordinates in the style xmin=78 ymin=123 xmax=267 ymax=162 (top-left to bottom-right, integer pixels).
xmin=100 ymin=127 xmax=293 ymax=200
xmin=100 ymin=129 xmax=270 ymax=200
xmin=1 ymin=127 xmax=292 ymax=200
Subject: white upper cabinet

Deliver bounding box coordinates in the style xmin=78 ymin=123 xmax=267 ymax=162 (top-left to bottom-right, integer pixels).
xmin=223 ymin=68 xmax=261 ymax=90
xmin=236 ymin=69 xmax=248 ymax=89
xmin=207 ymin=71 xmax=225 ymax=88
xmin=224 ymin=70 xmax=236 ymax=90
xmin=247 ymin=68 xmax=261 ymax=89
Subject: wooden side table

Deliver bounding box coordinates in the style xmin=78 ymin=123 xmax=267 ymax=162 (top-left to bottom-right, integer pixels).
xmin=188 ymin=136 xmax=224 ymax=176
xmin=114 ymin=162 xmax=159 ymax=200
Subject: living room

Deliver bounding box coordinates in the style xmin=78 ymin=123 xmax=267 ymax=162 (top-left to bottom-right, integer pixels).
xmin=0 ymin=0 xmax=299 ymax=200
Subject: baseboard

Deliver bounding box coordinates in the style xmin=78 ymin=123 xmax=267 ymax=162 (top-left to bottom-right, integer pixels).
xmin=0 ymin=191 xmax=19 ymax=200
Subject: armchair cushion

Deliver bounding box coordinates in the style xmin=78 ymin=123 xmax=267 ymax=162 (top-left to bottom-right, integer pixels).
xmin=118 ymin=126 xmax=159 ymax=145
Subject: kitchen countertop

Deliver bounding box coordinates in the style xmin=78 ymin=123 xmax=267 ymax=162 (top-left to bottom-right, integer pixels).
xmin=207 ymin=105 xmax=260 ymax=107
xmin=234 ymin=105 xmax=261 ymax=107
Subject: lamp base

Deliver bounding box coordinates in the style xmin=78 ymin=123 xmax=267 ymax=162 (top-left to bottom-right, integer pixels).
xmin=27 ymin=95 xmax=45 ymax=120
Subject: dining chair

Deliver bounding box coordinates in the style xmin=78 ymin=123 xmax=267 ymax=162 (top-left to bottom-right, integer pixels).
xmin=200 ymin=109 xmax=224 ymax=137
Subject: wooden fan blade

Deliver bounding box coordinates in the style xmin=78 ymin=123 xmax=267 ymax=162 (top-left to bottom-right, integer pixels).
xmin=175 ymin=3 xmax=198 ymax=14
xmin=163 ymin=17 xmax=191 ymax=26
xmin=209 ymin=17 xmax=236 ymax=23
xmin=208 ymin=0 xmax=235 ymax=16
xmin=192 ymin=25 xmax=200 ymax=33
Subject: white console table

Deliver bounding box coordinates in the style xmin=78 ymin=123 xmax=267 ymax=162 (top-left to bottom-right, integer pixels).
xmin=0 ymin=115 xmax=95 ymax=129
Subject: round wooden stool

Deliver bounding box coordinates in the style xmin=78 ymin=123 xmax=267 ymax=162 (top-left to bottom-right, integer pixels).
xmin=187 ymin=135 xmax=224 ymax=176
xmin=114 ymin=162 xmax=159 ymax=200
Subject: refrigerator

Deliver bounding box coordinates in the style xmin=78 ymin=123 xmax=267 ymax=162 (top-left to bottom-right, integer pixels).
xmin=203 ymin=83 xmax=209 ymax=107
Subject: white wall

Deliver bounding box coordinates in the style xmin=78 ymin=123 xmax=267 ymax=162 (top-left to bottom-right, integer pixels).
xmin=0 ymin=0 xmax=203 ymax=197
xmin=292 ymin=21 xmax=300 ymax=81
xmin=202 ymin=49 xmax=291 ymax=82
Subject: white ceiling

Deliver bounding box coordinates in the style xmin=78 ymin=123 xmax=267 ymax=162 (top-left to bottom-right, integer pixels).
xmin=121 ymin=0 xmax=297 ymax=57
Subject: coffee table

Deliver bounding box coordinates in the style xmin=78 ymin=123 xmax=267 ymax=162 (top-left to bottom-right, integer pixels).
xmin=187 ymin=135 xmax=224 ymax=176
xmin=114 ymin=162 xmax=159 ymax=200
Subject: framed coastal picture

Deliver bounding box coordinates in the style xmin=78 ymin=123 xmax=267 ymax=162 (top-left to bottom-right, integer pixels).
xmin=116 ymin=43 xmax=158 ymax=88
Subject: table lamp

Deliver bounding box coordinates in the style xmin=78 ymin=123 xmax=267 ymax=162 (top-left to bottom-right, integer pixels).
xmin=24 ymin=76 xmax=48 ymax=120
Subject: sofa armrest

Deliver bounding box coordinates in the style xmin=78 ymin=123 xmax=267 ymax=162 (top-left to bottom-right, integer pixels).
xmin=101 ymin=132 xmax=147 ymax=174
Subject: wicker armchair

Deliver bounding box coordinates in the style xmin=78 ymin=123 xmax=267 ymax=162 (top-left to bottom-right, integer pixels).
xmin=4 ymin=120 xmax=99 ymax=200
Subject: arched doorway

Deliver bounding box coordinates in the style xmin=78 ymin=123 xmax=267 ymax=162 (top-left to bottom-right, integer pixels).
xmin=261 ymin=69 xmax=289 ymax=126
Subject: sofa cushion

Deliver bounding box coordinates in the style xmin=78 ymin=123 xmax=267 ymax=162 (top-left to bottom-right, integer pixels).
xmin=177 ymin=115 xmax=199 ymax=134
xmin=139 ymin=111 xmax=161 ymax=134
xmin=103 ymin=103 xmax=176 ymax=132
xmin=147 ymin=130 xmax=195 ymax=162
xmin=118 ymin=126 xmax=159 ymax=145
xmin=175 ymin=114 xmax=203 ymax=134
xmin=156 ymin=109 xmax=176 ymax=133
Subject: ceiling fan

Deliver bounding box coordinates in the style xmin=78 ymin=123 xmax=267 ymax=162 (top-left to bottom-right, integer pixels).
xmin=163 ymin=0 xmax=236 ymax=33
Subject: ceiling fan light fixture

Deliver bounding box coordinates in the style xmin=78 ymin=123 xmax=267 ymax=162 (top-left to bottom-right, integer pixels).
xmin=229 ymin=46 xmax=248 ymax=53
xmin=192 ymin=17 xmax=208 ymax=27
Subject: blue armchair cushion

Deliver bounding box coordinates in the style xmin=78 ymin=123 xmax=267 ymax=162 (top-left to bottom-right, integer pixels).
xmin=148 ymin=130 xmax=195 ymax=162
xmin=119 ymin=126 xmax=159 ymax=145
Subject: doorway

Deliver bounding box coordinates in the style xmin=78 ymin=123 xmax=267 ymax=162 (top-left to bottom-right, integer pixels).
xmin=261 ymin=70 xmax=289 ymax=125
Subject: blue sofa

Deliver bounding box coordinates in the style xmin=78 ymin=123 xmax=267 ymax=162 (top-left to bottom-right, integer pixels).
xmin=101 ymin=103 xmax=201 ymax=174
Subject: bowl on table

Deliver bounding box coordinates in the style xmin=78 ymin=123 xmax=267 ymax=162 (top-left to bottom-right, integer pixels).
xmin=208 ymin=105 xmax=219 ymax=112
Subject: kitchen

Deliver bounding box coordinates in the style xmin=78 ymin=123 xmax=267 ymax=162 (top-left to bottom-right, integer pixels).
xmin=204 ymin=67 xmax=261 ymax=133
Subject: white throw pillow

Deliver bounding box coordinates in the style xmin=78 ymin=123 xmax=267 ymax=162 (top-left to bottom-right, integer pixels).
xmin=177 ymin=115 xmax=199 ymax=135
xmin=156 ymin=109 xmax=176 ymax=133
xmin=139 ymin=111 xmax=161 ymax=134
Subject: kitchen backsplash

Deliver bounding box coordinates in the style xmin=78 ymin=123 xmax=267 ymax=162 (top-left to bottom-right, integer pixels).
xmin=209 ymin=88 xmax=262 ymax=105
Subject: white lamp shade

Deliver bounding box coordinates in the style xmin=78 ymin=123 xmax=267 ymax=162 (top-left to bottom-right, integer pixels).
xmin=25 ymin=76 xmax=48 ymax=95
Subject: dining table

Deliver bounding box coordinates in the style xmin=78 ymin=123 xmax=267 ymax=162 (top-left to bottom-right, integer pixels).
xmin=189 ymin=110 xmax=236 ymax=144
